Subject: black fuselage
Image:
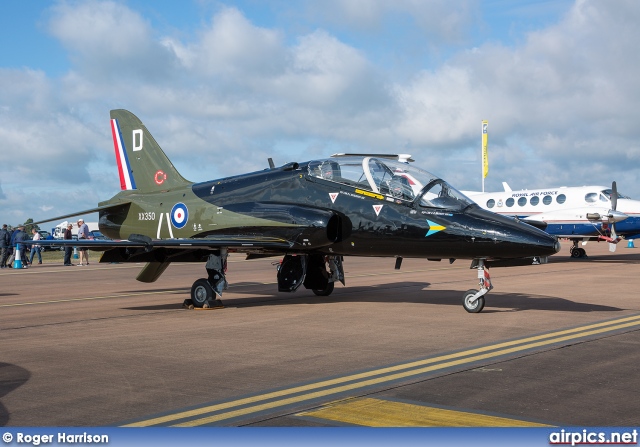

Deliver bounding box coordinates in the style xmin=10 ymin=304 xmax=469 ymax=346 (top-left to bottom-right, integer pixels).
xmin=192 ymin=162 xmax=559 ymax=260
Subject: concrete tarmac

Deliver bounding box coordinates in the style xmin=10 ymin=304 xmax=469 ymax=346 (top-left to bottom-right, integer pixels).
xmin=1 ymin=242 xmax=639 ymax=426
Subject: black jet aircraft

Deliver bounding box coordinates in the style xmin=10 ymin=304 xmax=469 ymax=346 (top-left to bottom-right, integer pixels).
xmin=28 ymin=110 xmax=560 ymax=313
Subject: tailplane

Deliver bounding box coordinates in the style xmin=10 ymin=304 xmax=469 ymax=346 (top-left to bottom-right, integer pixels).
xmin=110 ymin=109 xmax=191 ymax=191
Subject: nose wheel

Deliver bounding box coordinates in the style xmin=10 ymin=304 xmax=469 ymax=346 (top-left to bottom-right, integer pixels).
xmin=462 ymin=289 xmax=485 ymax=313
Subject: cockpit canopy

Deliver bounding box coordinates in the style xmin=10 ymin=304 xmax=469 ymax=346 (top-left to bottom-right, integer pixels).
xmin=585 ymin=189 xmax=631 ymax=204
xmin=307 ymin=156 xmax=475 ymax=210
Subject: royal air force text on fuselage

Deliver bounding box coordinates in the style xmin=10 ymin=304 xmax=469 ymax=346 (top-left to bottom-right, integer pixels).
xmin=510 ymin=191 xmax=559 ymax=198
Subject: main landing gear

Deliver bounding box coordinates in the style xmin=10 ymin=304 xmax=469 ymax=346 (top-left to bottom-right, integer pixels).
xmin=276 ymin=254 xmax=344 ymax=296
xmin=185 ymin=252 xmax=345 ymax=309
xmin=462 ymin=259 xmax=493 ymax=313
xmin=187 ymin=249 xmax=227 ymax=309
xmin=569 ymin=240 xmax=588 ymax=258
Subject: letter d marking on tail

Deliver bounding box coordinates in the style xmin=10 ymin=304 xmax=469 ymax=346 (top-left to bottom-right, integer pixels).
xmin=132 ymin=129 xmax=143 ymax=151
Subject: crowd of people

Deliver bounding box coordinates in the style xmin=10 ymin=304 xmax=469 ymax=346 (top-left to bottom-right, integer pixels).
xmin=0 ymin=219 xmax=91 ymax=268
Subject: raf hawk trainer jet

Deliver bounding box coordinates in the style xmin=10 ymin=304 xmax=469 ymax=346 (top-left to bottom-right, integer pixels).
xmin=28 ymin=110 xmax=560 ymax=313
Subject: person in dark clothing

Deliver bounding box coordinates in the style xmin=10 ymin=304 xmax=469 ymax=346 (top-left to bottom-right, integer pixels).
xmin=6 ymin=227 xmax=20 ymax=268
xmin=63 ymin=224 xmax=74 ymax=266
xmin=0 ymin=224 xmax=10 ymax=268
xmin=13 ymin=226 xmax=29 ymax=268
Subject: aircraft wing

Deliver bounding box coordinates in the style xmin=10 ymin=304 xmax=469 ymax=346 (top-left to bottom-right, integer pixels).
xmin=22 ymin=235 xmax=294 ymax=283
xmin=20 ymin=235 xmax=293 ymax=250
xmin=30 ymin=203 xmax=132 ymax=225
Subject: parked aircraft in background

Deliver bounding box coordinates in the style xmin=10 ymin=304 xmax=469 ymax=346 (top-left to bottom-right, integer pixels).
xmin=25 ymin=110 xmax=559 ymax=313
xmin=466 ymin=182 xmax=640 ymax=257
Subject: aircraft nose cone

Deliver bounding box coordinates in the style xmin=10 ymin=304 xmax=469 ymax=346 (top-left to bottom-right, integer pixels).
xmin=467 ymin=207 xmax=560 ymax=258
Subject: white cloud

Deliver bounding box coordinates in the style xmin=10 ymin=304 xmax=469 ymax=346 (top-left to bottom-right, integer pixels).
xmin=392 ymin=0 xmax=640 ymax=190
xmin=48 ymin=0 xmax=177 ymax=81
xmin=310 ymin=0 xmax=476 ymax=43
xmin=171 ymin=7 xmax=286 ymax=78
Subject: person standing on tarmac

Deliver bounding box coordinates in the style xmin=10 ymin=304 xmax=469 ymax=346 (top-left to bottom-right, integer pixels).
xmin=77 ymin=218 xmax=90 ymax=266
xmin=63 ymin=224 xmax=74 ymax=266
xmin=29 ymin=228 xmax=43 ymax=265
xmin=0 ymin=224 xmax=10 ymax=268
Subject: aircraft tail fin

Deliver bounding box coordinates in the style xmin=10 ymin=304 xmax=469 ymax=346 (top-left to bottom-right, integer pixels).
xmin=110 ymin=109 xmax=191 ymax=191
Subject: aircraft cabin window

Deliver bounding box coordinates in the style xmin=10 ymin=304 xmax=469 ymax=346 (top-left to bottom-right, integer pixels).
xmin=543 ymin=195 xmax=552 ymax=205
xmin=599 ymin=194 xmax=608 ymax=203
xmin=518 ymin=197 xmax=527 ymax=206
xmin=487 ymin=199 xmax=495 ymax=208
xmin=585 ymin=193 xmax=598 ymax=203
xmin=530 ymin=196 xmax=539 ymax=206
xmin=556 ymin=194 xmax=566 ymax=204
xmin=506 ymin=198 xmax=515 ymax=207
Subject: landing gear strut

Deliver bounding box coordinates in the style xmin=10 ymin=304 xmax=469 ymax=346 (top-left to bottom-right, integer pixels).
xmin=462 ymin=259 xmax=492 ymax=313
xmin=188 ymin=249 xmax=227 ymax=308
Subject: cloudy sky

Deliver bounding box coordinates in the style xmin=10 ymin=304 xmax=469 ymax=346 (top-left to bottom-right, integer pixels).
xmin=1 ymin=0 xmax=639 ymax=227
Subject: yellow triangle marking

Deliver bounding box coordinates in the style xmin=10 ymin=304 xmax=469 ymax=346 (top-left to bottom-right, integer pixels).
xmin=299 ymin=398 xmax=551 ymax=427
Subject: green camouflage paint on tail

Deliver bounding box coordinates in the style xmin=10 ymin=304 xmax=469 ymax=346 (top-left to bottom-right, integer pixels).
xmin=110 ymin=109 xmax=191 ymax=192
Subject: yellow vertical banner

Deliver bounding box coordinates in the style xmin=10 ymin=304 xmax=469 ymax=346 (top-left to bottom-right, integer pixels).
xmin=482 ymin=120 xmax=489 ymax=179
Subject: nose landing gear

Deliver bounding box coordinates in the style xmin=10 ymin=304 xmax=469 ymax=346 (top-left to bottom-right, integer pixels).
xmin=462 ymin=259 xmax=492 ymax=313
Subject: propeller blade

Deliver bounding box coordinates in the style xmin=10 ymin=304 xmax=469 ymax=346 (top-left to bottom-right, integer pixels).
xmin=610 ymin=181 xmax=619 ymax=252
xmin=610 ymin=219 xmax=618 ymax=252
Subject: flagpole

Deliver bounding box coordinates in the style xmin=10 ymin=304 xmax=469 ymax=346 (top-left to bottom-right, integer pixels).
xmin=481 ymin=120 xmax=488 ymax=192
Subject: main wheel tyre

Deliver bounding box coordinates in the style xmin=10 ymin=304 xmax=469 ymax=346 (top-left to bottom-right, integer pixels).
xmin=570 ymin=248 xmax=581 ymax=258
xmin=191 ymin=278 xmax=214 ymax=308
xmin=312 ymin=281 xmax=335 ymax=297
xmin=578 ymin=248 xmax=587 ymax=258
xmin=462 ymin=289 xmax=485 ymax=313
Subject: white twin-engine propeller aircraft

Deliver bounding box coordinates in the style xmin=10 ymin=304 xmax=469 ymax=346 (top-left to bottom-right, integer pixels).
xmin=466 ymin=181 xmax=640 ymax=258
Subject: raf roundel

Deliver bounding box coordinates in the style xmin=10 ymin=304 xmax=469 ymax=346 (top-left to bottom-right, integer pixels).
xmin=170 ymin=202 xmax=189 ymax=229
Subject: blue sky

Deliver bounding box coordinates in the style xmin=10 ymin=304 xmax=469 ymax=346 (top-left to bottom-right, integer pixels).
xmin=1 ymin=1 xmax=573 ymax=74
xmin=1 ymin=0 xmax=638 ymax=225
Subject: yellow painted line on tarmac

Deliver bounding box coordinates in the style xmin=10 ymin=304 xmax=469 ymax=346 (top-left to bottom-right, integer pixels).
xmin=297 ymin=398 xmax=550 ymax=427
xmin=123 ymin=313 xmax=640 ymax=427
